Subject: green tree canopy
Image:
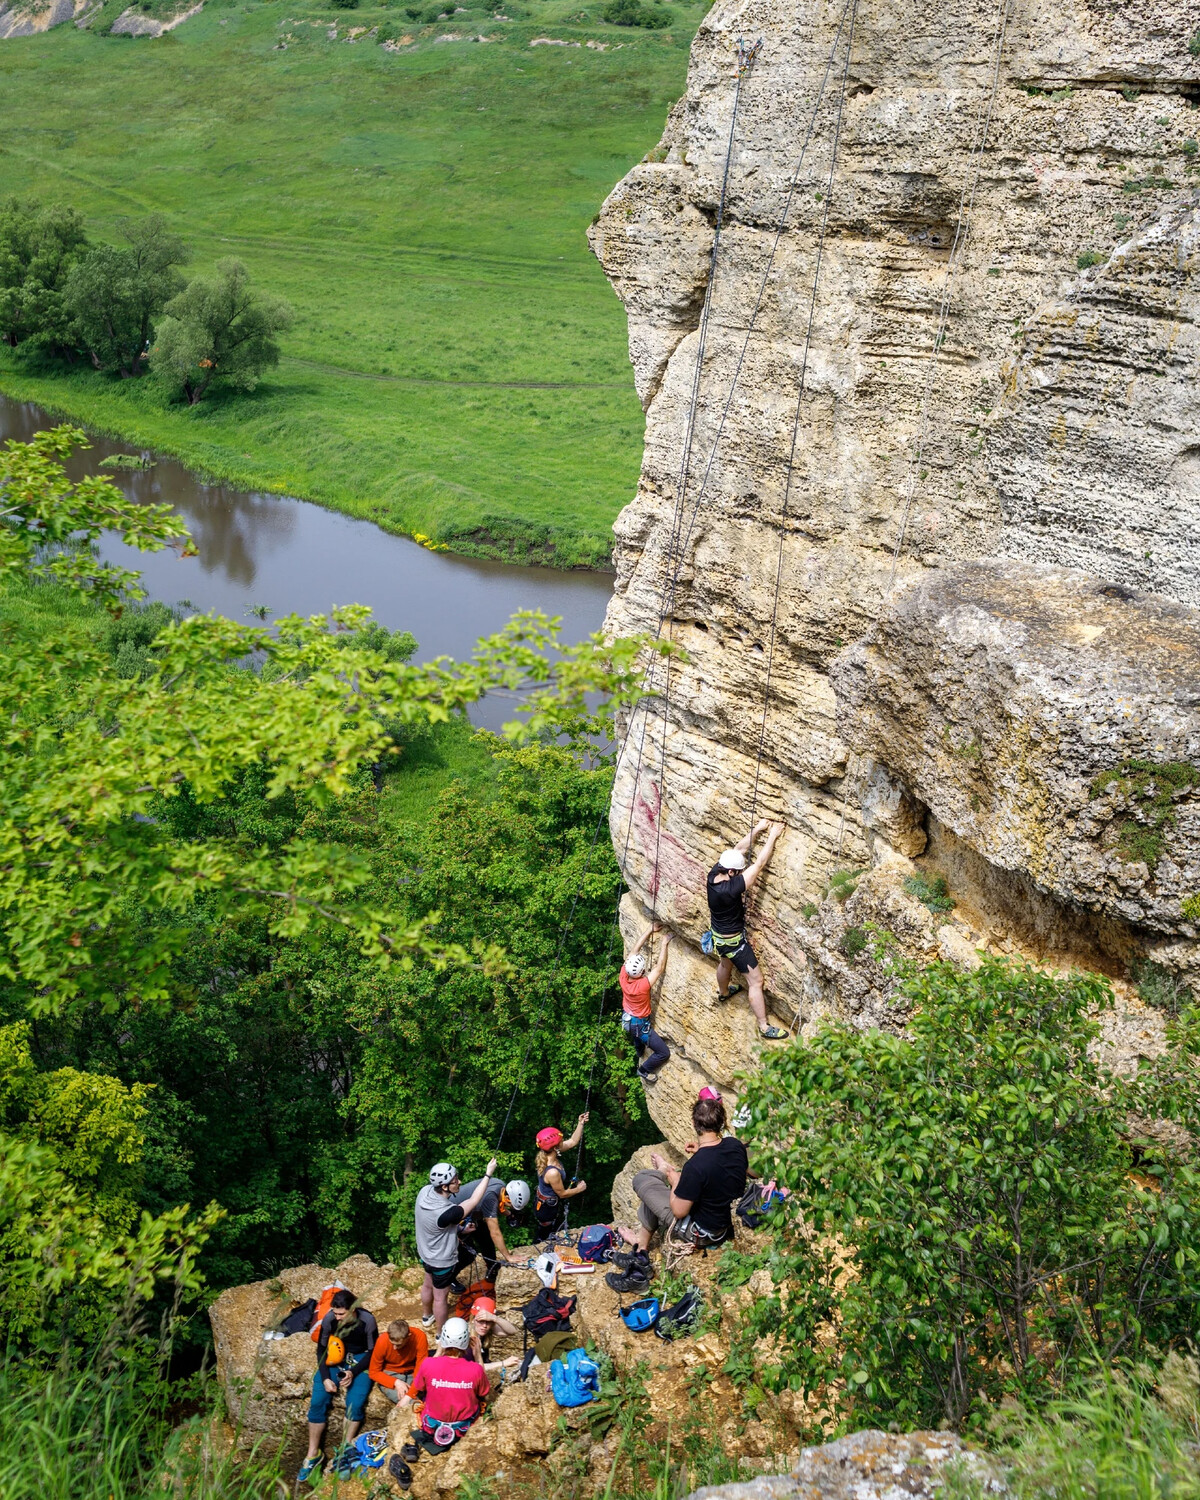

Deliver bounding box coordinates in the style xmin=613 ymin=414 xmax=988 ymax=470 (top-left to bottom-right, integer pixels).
xmin=0 ymin=197 xmax=88 ymax=351
xmin=63 ymin=215 xmax=189 ymax=379
xmin=740 ymin=953 xmax=1200 ymax=1434
xmin=151 ymin=257 xmax=293 ymax=404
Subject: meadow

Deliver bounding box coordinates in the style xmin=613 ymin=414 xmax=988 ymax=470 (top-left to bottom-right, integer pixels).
xmin=0 ymin=0 xmax=702 ymax=564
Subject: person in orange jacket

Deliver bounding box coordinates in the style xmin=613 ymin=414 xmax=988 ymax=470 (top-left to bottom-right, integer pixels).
xmin=368 ymin=1318 xmax=429 ymax=1406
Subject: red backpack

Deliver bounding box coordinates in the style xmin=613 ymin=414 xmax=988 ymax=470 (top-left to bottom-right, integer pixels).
xmin=309 ymin=1284 xmax=345 ymax=1342
xmin=454 ymin=1280 xmax=496 ymax=1319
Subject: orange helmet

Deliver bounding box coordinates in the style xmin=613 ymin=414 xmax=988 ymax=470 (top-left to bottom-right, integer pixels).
xmin=326 ymin=1335 xmax=346 ymax=1365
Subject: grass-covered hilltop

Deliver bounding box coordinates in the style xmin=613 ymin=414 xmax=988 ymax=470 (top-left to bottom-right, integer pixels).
xmin=0 ymin=0 xmax=701 ymax=566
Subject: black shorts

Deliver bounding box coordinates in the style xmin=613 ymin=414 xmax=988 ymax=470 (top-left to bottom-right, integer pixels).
xmin=713 ymin=931 xmax=757 ymax=973
xmin=421 ymin=1260 xmax=459 ymax=1290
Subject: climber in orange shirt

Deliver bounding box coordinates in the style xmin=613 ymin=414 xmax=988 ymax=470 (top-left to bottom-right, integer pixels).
xmin=368 ymin=1319 xmax=429 ymax=1406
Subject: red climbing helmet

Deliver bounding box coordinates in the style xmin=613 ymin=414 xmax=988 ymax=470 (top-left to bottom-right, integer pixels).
xmin=536 ymin=1126 xmax=563 ymax=1150
xmin=697 ymin=1086 xmax=723 ymax=1103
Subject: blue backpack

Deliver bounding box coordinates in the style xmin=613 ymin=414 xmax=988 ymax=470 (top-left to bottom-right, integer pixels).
xmin=348 ymin=1431 xmax=387 ymax=1470
xmin=618 ymin=1296 xmax=661 ymax=1333
xmin=550 ymin=1346 xmax=601 ymax=1408
xmin=578 ymin=1225 xmax=617 ymax=1263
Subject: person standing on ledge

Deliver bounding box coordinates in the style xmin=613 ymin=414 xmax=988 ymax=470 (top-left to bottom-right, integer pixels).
xmin=706 ymin=820 xmax=789 ymax=1040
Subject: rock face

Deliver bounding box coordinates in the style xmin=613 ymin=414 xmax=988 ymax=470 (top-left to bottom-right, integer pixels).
xmin=589 ymin=0 xmax=1200 ymax=1148
xmin=0 ymin=0 xmax=88 ymax=38
xmin=685 ymin=1429 xmax=1000 ymax=1500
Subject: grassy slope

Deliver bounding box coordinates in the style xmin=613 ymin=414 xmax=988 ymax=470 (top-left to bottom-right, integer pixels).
xmin=0 ymin=0 xmax=697 ymax=565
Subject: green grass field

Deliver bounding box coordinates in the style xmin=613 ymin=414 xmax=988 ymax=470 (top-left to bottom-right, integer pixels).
xmin=0 ymin=0 xmax=698 ymax=564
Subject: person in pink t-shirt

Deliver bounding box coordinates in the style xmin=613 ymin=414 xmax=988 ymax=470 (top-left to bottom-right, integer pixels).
xmin=401 ymin=1318 xmax=490 ymax=1462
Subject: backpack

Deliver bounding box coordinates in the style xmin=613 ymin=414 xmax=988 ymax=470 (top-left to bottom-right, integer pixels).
xmin=308 ymin=1284 xmax=346 ymax=1343
xmin=278 ymin=1298 xmax=316 ymax=1337
xmin=618 ymin=1296 xmax=661 ymax=1333
xmin=550 ymin=1346 xmax=600 ymax=1409
xmin=521 ymin=1286 xmax=575 ymax=1339
xmin=577 ymin=1225 xmax=617 ymax=1264
xmin=654 ymin=1287 xmax=702 ymax=1342
xmin=736 ymin=1182 xmax=787 ymax=1230
xmin=454 ymin=1280 xmax=496 ymax=1319
xmin=348 ymin=1431 xmax=388 ymax=1471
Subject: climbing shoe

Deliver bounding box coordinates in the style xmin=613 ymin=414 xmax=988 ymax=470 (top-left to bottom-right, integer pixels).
xmin=637 ymin=1067 xmax=660 ymax=1086
xmin=605 ymin=1254 xmax=651 ymax=1293
xmin=759 ymin=1025 xmax=789 ymax=1040
xmin=297 ymin=1456 xmax=324 ymax=1484
xmin=388 ymin=1454 xmax=414 ymax=1491
xmin=400 ymin=1442 xmax=421 ymax=1465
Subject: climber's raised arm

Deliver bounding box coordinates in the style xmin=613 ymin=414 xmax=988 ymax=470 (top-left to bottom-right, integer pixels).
xmin=743 ymin=823 xmax=783 ymax=893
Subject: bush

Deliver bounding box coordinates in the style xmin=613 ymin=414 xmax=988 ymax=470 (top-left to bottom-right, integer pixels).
xmin=331 ymin=0 xmax=359 ymax=10
xmin=741 ymin=956 xmax=1200 ymax=1434
xmin=1077 ymin=249 xmax=1105 ymax=268
xmin=603 ymin=0 xmax=670 ymax=26
xmin=903 ymin=871 xmax=955 ymax=913
xmin=838 ymin=926 xmax=868 ymax=960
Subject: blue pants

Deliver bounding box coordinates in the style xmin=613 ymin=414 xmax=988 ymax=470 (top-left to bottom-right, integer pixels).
xmin=622 ymin=1014 xmax=670 ymax=1074
xmin=307 ymin=1365 xmax=372 ymax=1425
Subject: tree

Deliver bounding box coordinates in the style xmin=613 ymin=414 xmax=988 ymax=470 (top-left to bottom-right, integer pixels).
xmin=63 ymin=214 xmax=189 ymax=378
xmin=151 ymin=257 xmax=293 ymax=404
xmin=0 ymin=198 xmax=88 ymax=350
xmin=740 ymin=954 xmax=1200 ymax=1434
xmin=0 ymin=425 xmax=654 ymax=1018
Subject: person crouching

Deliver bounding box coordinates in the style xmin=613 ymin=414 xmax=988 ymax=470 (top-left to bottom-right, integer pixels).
xmin=400 ymin=1317 xmax=489 ymax=1462
xmin=368 ymin=1318 xmax=428 ymax=1407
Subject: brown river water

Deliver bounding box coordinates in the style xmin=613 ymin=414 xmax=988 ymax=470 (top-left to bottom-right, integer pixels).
xmin=0 ymin=394 xmax=615 ymax=731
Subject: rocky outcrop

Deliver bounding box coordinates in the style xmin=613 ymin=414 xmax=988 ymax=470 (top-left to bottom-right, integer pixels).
xmin=0 ymin=0 xmax=88 ymax=38
xmin=590 ymin=0 xmax=1200 ymax=1150
xmin=685 ymin=1429 xmax=1001 ymax=1500
xmin=109 ymin=0 xmax=202 ymax=34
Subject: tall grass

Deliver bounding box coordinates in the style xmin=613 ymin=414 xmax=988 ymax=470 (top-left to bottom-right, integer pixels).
xmin=0 ymin=1361 xmax=284 ymax=1500
xmin=949 ymin=1353 xmax=1200 ymax=1500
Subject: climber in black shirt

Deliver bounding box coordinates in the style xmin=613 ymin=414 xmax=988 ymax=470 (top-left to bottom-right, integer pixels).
xmin=706 ymin=819 xmax=788 ymax=1040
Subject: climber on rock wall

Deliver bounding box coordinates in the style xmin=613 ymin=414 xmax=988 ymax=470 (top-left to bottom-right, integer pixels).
xmin=620 ymin=921 xmax=673 ymax=1085
xmin=533 ymin=1117 xmax=589 ymax=1240
xmin=706 ymin=820 xmax=789 ymax=1040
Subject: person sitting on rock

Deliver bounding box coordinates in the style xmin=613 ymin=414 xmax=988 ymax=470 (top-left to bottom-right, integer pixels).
xmin=400 ymin=1316 xmax=490 ymax=1462
xmin=454 ymin=1175 xmax=531 ymax=1280
xmin=368 ymin=1318 xmax=428 ymax=1407
xmin=466 ymin=1294 xmax=519 ymax=1368
xmin=620 ymin=922 xmax=673 ymax=1086
xmin=415 ymin=1157 xmax=499 ymax=1335
xmin=533 ymin=1116 xmax=589 ymax=1240
xmin=606 ymin=1094 xmax=748 ymax=1292
xmin=298 ymin=1288 xmax=380 ymax=1483
xmin=706 ymin=820 xmax=789 ymax=1040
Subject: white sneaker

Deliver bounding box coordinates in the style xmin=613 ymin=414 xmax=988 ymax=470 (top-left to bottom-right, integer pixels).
xmin=421 ymin=1314 xmax=435 ymax=1331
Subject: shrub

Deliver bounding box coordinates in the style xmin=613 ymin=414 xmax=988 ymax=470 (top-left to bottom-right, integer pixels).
xmin=603 ymin=0 xmax=671 ymax=26
xmin=1189 ymin=28 xmax=1200 ymax=57
xmin=903 ymin=871 xmax=955 ymax=914
xmin=1132 ymin=958 xmax=1192 ymax=1017
xmin=741 ymin=956 xmax=1200 ymax=1434
xmin=838 ymin=925 xmax=868 ymax=960
xmin=331 ymin=0 xmax=359 ymax=9
xmin=823 ymin=867 xmax=863 ymax=903
xmin=1077 ymin=249 xmax=1105 ymax=268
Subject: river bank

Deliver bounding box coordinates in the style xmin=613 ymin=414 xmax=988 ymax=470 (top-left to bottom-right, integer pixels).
xmin=0 ymin=393 xmax=614 ymax=731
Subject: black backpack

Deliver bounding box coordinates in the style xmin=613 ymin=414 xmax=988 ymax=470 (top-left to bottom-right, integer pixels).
xmin=654 ymin=1287 xmax=702 ymax=1342
xmin=520 ymin=1286 xmax=575 ymax=1341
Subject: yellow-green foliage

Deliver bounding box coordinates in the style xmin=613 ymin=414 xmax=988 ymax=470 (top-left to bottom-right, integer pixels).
xmin=0 ymin=1022 xmax=150 ymax=1233
xmin=1090 ymin=759 xmax=1199 ymax=870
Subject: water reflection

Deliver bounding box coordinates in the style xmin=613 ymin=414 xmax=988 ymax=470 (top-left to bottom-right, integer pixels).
xmin=0 ymin=395 xmax=615 ymax=730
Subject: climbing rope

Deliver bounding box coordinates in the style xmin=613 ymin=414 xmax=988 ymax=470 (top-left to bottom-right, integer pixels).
xmin=885 ymin=0 xmax=1013 ymax=595
xmin=646 ymin=1 xmax=858 ymax=910
xmin=746 ymin=0 xmax=858 ymax=828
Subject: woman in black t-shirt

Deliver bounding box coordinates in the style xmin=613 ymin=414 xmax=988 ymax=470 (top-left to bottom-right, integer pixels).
xmin=706 ymin=819 xmax=788 ymax=1040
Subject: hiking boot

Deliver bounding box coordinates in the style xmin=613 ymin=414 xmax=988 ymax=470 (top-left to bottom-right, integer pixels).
xmin=388 ymin=1454 xmax=413 ymax=1490
xmin=605 ymin=1254 xmax=651 ymax=1293
xmin=401 ymin=1442 xmax=421 ymax=1465
xmin=297 ymin=1456 xmax=324 ymax=1484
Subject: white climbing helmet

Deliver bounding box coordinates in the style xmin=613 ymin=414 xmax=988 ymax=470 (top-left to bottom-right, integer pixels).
xmin=439 ymin=1316 xmax=471 ymax=1351
xmin=533 ymin=1252 xmax=560 ymax=1288
xmin=719 ymin=848 xmax=746 ymax=870
xmin=624 ymin=952 xmax=647 ymax=978
xmin=504 ymin=1179 xmax=531 ymax=1212
xmin=428 ymin=1161 xmax=458 ymax=1188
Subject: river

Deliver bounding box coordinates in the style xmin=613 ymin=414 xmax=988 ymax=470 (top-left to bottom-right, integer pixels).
xmin=0 ymin=394 xmax=615 ymax=731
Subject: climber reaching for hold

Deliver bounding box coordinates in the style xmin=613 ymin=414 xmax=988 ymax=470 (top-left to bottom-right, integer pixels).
xmin=706 ymin=821 xmax=789 ymax=1039
xmin=620 ymin=922 xmax=673 ymax=1085
xmin=533 ymin=1117 xmax=588 ymax=1239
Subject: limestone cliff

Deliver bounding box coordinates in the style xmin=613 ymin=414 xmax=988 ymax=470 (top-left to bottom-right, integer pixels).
xmin=590 ymin=0 xmax=1200 ymax=1142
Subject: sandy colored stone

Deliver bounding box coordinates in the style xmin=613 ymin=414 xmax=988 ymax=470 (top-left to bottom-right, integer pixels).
xmin=685 ymin=1427 xmax=1002 ymax=1499
xmin=588 ymin=0 xmax=1199 ymax=1154
xmin=0 ymin=0 xmax=88 ymax=37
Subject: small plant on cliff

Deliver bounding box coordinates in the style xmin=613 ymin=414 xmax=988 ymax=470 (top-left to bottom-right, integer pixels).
xmin=839 ymin=925 xmax=868 ymax=959
xmin=739 ymin=955 xmax=1200 ymax=1435
xmin=1132 ymin=958 xmax=1193 ymax=1017
xmin=823 ymin=867 xmax=864 ymax=903
xmin=1090 ymin=758 xmax=1200 ymax=871
xmin=1077 ymin=249 xmax=1106 ymax=268
xmin=903 ymin=871 xmax=956 ymax=914
xmin=1189 ymin=27 xmax=1200 ymax=56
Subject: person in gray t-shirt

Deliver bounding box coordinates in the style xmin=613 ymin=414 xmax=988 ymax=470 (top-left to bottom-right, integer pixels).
xmin=414 ymin=1157 xmax=497 ymax=1333
xmin=454 ymin=1176 xmax=530 ymax=1279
